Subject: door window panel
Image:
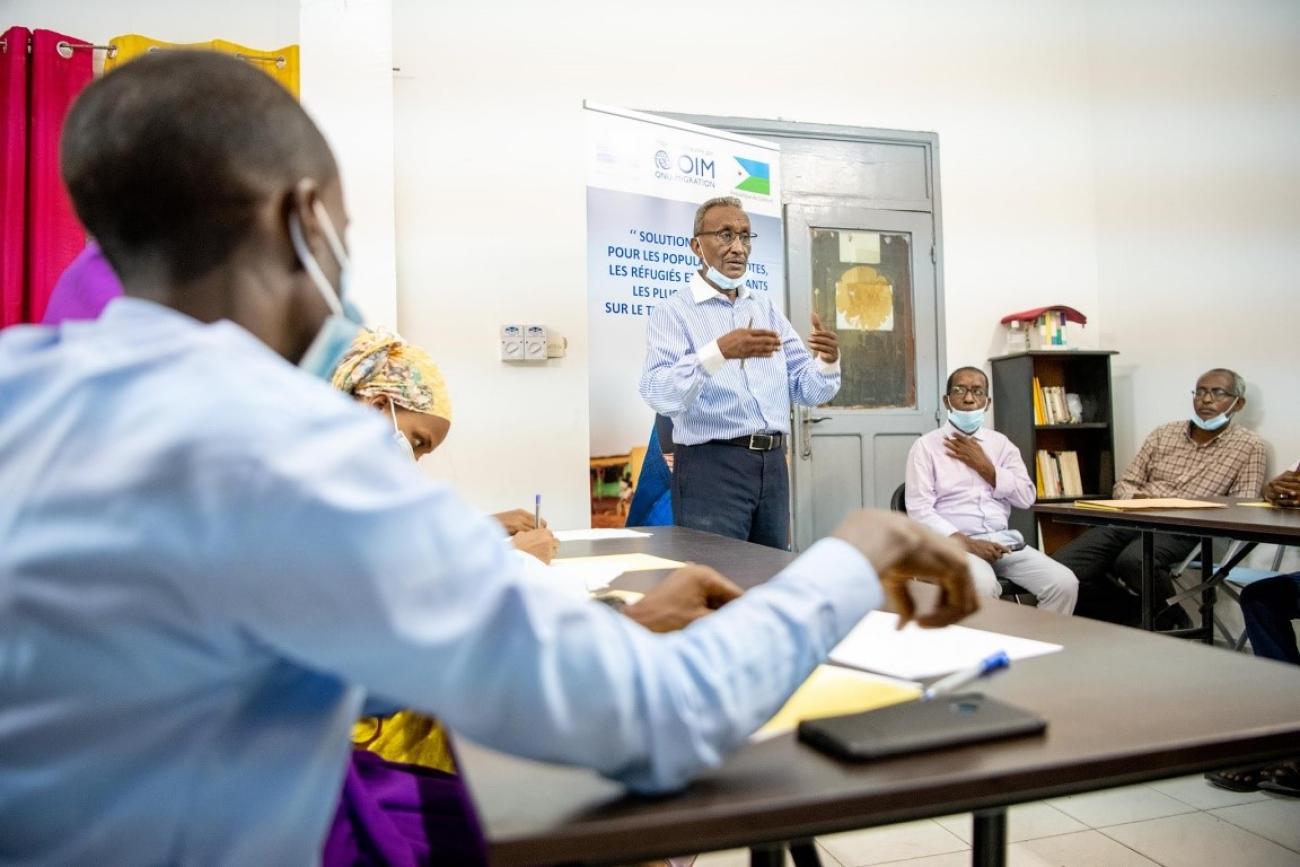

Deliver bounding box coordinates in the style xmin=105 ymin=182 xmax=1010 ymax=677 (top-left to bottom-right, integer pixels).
xmin=810 ymin=228 xmax=917 ymax=409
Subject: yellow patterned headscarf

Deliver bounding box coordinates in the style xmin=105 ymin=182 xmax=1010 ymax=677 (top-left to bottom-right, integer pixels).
xmin=330 ymin=328 xmax=452 ymax=421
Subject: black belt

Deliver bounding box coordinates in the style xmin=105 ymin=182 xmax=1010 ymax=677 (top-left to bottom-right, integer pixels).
xmin=709 ymin=433 xmax=784 ymax=451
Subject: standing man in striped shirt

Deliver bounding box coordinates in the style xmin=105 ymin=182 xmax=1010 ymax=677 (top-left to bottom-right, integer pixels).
xmin=639 ymin=196 xmax=841 ymax=548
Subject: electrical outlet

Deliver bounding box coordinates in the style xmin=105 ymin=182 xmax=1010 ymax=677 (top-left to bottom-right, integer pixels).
xmin=524 ymin=325 xmax=548 ymax=362
xmin=500 ymin=324 xmax=524 ymax=361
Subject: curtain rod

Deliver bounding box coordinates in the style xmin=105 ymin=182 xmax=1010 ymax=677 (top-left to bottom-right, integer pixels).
xmin=0 ymin=37 xmax=117 ymax=57
xmin=0 ymin=40 xmax=284 ymax=67
xmin=144 ymin=45 xmax=286 ymax=68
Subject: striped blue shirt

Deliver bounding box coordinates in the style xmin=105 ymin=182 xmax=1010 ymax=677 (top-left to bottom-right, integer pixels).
xmin=640 ymin=272 xmax=840 ymax=445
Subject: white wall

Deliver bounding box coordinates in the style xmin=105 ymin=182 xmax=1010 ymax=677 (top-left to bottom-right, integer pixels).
xmin=6 ymin=1 xmax=298 ymax=57
xmin=392 ymin=0 xmax=1103 ymax=527
xmin=1089 ymin=0 xmax=1300 ymax=475
xmin=299 ymin=0 xmax=398 ymax=327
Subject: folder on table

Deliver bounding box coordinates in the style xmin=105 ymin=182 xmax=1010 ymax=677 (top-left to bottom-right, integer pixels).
xmin=1073 ymin=498 xmax=1226 ymax=511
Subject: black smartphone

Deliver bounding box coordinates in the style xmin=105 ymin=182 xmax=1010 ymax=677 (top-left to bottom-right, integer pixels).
xmin=798 ymin=694 xmax=1046 ymax=762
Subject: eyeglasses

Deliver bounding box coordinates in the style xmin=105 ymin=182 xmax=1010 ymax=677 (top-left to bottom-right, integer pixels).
xmin=697 ymin=230 xmax=757 ymax=248
xmin=1192 ymin=387 xmax=1237 ymax=400
xmin=948 ymin=386 xmax=987 ymax=398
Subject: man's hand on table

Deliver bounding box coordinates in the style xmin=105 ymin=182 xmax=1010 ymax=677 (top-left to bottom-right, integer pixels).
xmin=1265 ymin=470 xmax=1300 ymax=508
xmin=623 ymin=565 xmax=743 ymax=633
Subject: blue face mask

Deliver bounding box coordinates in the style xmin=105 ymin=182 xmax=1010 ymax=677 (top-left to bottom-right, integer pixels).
xmin=1190 ymin=397 xmax=1239 ymax=432
xmin=289 ymin=202 xmax=363 ymax=380
xmin=699 ymin=250 xmax=747 ymax=292
xmin=948 ymin=407 xmax=985 ymax=434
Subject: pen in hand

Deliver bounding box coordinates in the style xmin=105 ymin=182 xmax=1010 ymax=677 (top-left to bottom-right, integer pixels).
xmin=921 ymin=651 xmax=1010 ymax=701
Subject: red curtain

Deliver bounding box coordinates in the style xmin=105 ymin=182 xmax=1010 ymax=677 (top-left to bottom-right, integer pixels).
xmin=0 ymin=27 xmax=93 ymax=327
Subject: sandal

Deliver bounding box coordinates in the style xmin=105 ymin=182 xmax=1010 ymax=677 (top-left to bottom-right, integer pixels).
xmin=1257 ymin=760 xmax=1300 ymax=798
xmin=1205 ymin=765 xmax=1273 ymax=792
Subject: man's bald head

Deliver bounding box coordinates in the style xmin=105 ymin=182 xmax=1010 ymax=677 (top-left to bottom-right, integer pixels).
xmin=61 ymin=50 xmax=337 ymax=288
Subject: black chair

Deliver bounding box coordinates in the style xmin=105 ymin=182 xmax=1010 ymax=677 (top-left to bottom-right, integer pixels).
xmin=889 ymin=483 xmax=1033 ymax=604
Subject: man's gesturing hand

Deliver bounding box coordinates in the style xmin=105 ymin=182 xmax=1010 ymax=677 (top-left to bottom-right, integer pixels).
xmin=809 ymin=313 xmax=839 ymax=363
xmin=832 ymin=510 xmax=978 ymax=629
xmin=717 ymin=328 xmax=781 ymax=360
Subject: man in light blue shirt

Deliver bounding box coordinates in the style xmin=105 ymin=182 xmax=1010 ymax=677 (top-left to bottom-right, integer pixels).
xmin=0 ymin=53 xmax=976 ymax=864
xmin=640 ymin=197 xmax=841 ymax=548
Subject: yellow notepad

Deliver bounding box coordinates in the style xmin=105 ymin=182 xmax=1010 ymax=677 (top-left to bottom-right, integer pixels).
xmin=753 ymin=665 xmax=921 ymax=740
xmin=1073 ymin=498 xmax=1226 ymax=511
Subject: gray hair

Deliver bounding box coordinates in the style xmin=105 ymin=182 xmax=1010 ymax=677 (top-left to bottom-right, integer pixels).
xmin=693 ymin=196 xmax=745 ymax=236
xmin=1203 ymin=368 xmax=1246 ymax=397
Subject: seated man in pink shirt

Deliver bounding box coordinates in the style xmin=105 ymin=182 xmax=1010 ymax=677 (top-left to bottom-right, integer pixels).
xmin=906 ymin=367 xmax=1078 ymax=614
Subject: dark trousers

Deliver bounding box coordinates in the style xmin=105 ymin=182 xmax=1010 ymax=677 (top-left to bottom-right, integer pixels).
xmin=1240 ymin=573 xmax=1300 ymax=665
xmin=671 ymin=441 xmax=789 ymax=549
xmin=1052 ymin=526 xmax=1198 ymax=623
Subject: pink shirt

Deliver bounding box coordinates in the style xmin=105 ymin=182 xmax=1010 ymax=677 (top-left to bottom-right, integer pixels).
xmin=905 ymin=422 xmax=1037 ymax=538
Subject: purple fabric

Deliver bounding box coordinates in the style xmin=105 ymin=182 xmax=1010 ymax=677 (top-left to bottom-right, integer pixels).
xmin=323 ymin=750 xmax=487 ymax=867
xmin=40 ymin=241 xmax=122 ymax=325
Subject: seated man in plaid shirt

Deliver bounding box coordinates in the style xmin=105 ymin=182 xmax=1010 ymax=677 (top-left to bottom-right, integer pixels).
xmin=1052 ymin=368 xmax=1266 ymax=630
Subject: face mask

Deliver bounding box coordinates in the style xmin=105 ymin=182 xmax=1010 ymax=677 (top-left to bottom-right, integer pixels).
xmin=698 ymin=248 xmax=747 ymax=292
xmin=289 ymin=201 xmax=363 ymax=380
xmin=388 ymin=399 xmax=416 ymax=462
xmin=948 ymin=407 xmax=985 ymax=434
xmin=1190 ymin=397 xmax=1239 ymax=432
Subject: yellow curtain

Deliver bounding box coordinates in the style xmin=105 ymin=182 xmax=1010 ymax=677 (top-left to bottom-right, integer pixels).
xmin=104 ymin=34 xmax=300 ymax=98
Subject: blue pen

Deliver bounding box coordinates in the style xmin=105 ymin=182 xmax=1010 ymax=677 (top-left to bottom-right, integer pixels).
xmin=534 ymin=493 xmax=541 ymax=528
xmin=921 ymin=651 xmax=1011 ymax=701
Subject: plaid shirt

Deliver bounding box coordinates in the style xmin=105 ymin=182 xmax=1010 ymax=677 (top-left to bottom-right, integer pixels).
xmin=1113 ymin=420 xmax=1267 ymax=499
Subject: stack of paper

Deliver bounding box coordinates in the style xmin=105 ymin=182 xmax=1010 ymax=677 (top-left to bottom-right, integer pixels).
xmin=547 ymin=553 xmax=685 ymax=591
xmin=828 ymin=611 xmax=1063 ymax=680
xmin=552 ymin=529 xmax=653 ymax=542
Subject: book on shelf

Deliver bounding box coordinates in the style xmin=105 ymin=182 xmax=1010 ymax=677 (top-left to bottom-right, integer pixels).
xmin=1035 ymin=449 xmax=1084 ymax=498
xmin=1032 ymin=382 xmax=1076 ymax=425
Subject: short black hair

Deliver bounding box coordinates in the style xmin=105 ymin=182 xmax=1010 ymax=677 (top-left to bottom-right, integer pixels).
xmin=61 ymin=51 xmax=337 ymax=286
xmin=946 ymin=366 xmax=988 ymax=393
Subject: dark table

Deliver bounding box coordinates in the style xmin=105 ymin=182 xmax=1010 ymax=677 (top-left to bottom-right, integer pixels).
xmin=1035 ymin=497 xmax=1300 ymax=637
xmin=457 ymin=526 xmax=1300 ymax=867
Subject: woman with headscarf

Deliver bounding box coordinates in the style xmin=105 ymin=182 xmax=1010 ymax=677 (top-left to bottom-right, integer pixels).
xmin=331 ymin=327 xmax=557 ymax=562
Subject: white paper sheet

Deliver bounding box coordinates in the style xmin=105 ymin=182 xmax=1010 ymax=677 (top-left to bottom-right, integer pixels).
xmin=552 ymin=529 xmax=653 ymax=542
xmin=545 ymin=561 xmax=629 ymax=592
xmin=828 ymin=611 xmax=1063 ymax=680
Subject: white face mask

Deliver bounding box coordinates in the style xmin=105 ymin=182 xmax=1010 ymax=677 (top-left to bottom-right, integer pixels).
xmin=1191 ymin=396 xmax=1239 ymax=432
xmin=388 ymin=400 xmax=416 ymax=462
xmin=289 ymin=201 xmax=363 ymax=380
xmin=698 ymin=248 xmax=748 ymax=292
xmin=948 ymin=406 xmax=986 ymax=434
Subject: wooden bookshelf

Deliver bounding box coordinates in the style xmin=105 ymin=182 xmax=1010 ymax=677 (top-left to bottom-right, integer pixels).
xmin=990 ymin=350 xmax=1118 ymax=546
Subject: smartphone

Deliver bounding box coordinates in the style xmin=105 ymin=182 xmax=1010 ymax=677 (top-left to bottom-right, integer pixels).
xmin=798 ymin=694 xmax=1047 ymax=762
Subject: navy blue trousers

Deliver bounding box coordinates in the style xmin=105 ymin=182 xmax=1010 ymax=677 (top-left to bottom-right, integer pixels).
xmin=671 ymin=442 xmax=789 ymax=549
xmin=1241 ymin=573 xmax=1300 ymax=666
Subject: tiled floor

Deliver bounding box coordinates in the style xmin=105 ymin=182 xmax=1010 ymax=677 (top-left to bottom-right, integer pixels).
xmin=693 ymin=777 xmax=1300 ymax=866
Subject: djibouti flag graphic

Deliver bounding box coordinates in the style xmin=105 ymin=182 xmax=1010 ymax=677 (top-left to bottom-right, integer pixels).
xmin=732 ymin=157 xmax=770 ymax=196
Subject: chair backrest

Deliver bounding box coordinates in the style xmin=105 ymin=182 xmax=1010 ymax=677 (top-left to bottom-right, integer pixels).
xmin=890 ymin=483 xmax=907 ymax=514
